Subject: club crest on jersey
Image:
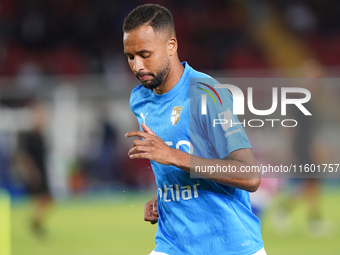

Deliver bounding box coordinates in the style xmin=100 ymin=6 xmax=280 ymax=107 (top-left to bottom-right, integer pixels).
xmin=171 ymin=107 xmax=182 ymax=126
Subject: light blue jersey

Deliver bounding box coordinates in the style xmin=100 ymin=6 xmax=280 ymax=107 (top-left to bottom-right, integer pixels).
xmin=130 ymin=62 xmax=264 ymax=255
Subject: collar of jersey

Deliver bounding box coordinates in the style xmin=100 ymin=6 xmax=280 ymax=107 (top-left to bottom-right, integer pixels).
xmin=148 ymin=61 xmax=190 ymax=103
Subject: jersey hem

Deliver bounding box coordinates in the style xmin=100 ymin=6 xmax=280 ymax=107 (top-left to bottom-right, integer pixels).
xmin=154 ymin=243 xmax=264 ymax=255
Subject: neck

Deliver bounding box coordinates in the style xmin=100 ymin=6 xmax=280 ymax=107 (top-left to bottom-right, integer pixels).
xmin=153 ymin=58 xmax=184 ymax=95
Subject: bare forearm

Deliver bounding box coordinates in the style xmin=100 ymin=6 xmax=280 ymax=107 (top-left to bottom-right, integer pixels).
xmin=169 ymin=148 xmax=260 ymax=192
xmin=125 ymin=124 xmax=260 ymax=192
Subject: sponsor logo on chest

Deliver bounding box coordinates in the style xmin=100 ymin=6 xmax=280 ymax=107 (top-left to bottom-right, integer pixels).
xmin=158 ymin=182 xmax=200 ymax=202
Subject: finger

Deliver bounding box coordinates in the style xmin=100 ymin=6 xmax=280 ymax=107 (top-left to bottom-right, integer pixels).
xmin=145 ymin=216 xmax=158 ymax=224
xmin=129 ymin=152 xmax=150 ymax=159
xmin=132 ymin=139 xmax=154 ymax=147
xmin=125 ymin=130 xmax=149 ymax=139
xmin=141 ymin=123 xmax=155 ymax=135
xmin=132 ymin=138 xmax=141 ymax=147
xmin=150 ymin=217 xmax=159 ymax=224
xmin=153 ymin=200 xmax=158 ymax=212
xmin=144 ymin=209 xmax=158 ymax=222
xmin=128 ymin=145 xmax=150 ymax=156
xmin=145 ymin=213 xmax=159 ymax=224
xmin=145 ymin=214 xmax=157 ymax=222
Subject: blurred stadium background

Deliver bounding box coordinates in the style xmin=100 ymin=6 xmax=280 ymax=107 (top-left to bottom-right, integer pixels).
xmin=0 ymin=0 xmax=340 ymax=254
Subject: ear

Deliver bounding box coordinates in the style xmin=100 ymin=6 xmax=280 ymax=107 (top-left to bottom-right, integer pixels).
xmin=167 ymin=37 xmax=177 ymax=56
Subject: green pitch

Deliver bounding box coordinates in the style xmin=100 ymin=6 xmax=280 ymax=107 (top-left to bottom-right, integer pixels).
xmin=11 ymin=190 xmax=340 ymax=255
xmin=12 ymin=191 xmax=157 ymax=255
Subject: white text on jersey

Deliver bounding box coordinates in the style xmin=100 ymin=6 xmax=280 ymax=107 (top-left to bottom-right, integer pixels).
xmin=158 ymin=183 xmax=200 ymax=202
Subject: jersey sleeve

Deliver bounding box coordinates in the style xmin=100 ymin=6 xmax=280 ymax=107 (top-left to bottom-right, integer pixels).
xmin=192 ymin=80 xmax=252 ymax=159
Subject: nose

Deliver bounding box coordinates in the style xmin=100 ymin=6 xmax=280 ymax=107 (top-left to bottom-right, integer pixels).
xmin=133 ymin=56 xmax=144 ymax=73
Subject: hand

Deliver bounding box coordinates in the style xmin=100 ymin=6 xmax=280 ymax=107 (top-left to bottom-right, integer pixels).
xmin=125 ymin=123 xmax=175 ymax=165
xmin=144 ymin=196 xmax=158 ymax=224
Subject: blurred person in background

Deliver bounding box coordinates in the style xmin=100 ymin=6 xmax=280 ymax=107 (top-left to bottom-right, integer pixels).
xmin=249 ymin=155 xmax=282 ymax=218
xmin=16 ymin=99 xmax=53 ymax=237
xmin=274 ymin=59 xmax=333 ymax=237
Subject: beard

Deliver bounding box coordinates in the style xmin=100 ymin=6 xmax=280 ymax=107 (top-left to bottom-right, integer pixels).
xmin=136 ymin=59 xmax=170 ymax=90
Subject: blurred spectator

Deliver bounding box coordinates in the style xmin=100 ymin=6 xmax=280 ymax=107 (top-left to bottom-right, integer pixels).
xmin=16 ymin=100 xmax=53 ymax=237
xmin=0 ymin=134 xmax=11 ymax=191
xmin=88 ymin=118 xmax=122 ymax=184
xmin=1 ymin=0 xmax=339 ymax=75
xmin=0 ymin=0 xmax=266 ymax=76
xmin=274 ymin=60 xmax=333 ymax=237
xmin=249 ymin=156 xmax=282 ymax=218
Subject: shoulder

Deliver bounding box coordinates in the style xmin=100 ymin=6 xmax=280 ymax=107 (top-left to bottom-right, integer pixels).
xmin=187 ymin=64 xmax=214 ymax=81
xmin=185 ymin=64 xmax=220 ymax=91
xmin=188 ymin=68 xmax=225 ymax=101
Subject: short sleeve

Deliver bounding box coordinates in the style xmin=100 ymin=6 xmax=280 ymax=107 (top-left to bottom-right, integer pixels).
xmin=192 ymin=81 xmax=252 ymax=159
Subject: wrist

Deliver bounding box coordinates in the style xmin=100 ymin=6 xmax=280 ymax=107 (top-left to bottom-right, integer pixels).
xmin=168 ymin=147 xmax=180 ymax=166
xmin=168 ymin=148 xmax=191 ymax=173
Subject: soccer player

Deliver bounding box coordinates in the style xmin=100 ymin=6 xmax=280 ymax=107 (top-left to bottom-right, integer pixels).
xmin=123 ymin=4 xmax=266 ymax=255
xmin=16 ymin=100 xmax=53 ymax=237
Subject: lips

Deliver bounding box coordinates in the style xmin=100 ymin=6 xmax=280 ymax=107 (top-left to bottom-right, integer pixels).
xmin=139 ymin=75 xmax=149 ymax=81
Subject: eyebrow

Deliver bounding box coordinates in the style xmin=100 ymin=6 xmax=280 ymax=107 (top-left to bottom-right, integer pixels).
xmin=136 ymin=50 xmax=151 ymax=54
xmin=124 ymin=50 xmax=151 ymax=55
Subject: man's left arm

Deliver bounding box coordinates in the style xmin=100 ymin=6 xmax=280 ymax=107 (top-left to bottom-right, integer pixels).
xmin=126 ymin=123 xmax=260 ymax=192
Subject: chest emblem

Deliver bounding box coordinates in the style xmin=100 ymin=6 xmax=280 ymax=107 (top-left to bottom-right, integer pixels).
xmin=171 ymin=107 xmax=182 ymax=126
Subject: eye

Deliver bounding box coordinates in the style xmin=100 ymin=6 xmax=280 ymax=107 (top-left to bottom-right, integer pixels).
xmin=141 ymin=53 xmax=150 ymax=59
